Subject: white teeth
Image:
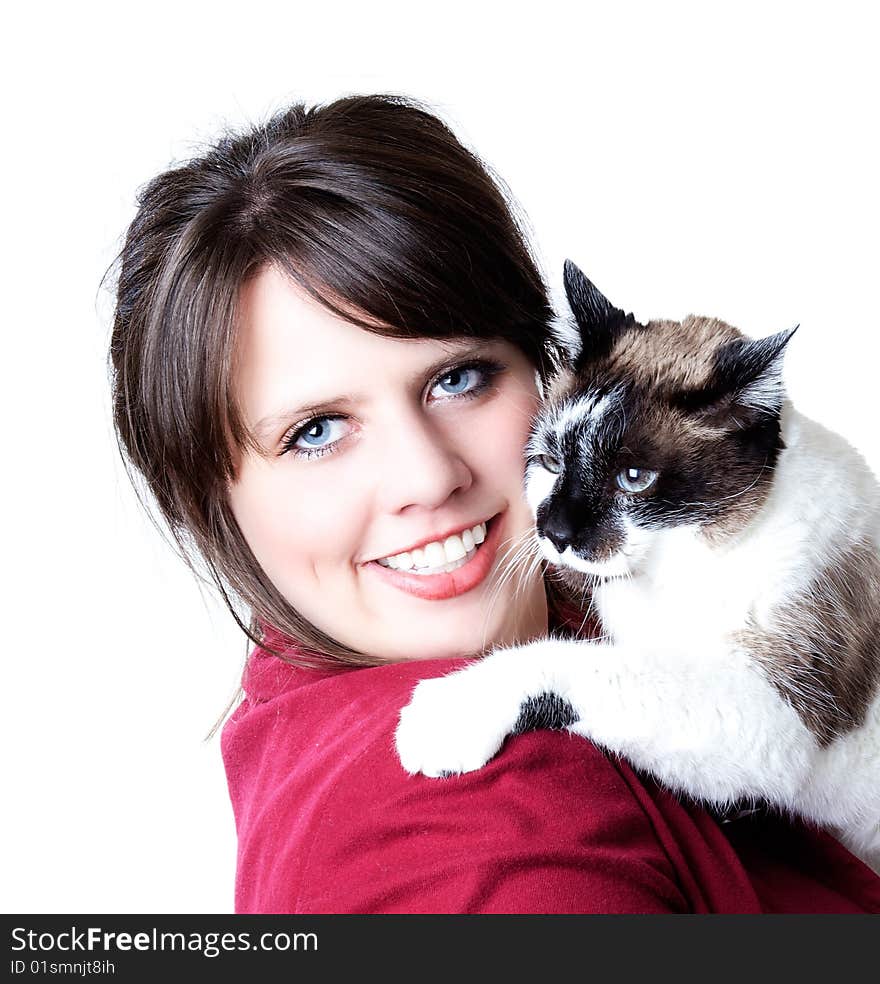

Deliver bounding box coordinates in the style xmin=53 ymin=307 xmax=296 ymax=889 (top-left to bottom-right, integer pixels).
xmin=443 ymin=535 xmax=467 ymax=563
xmin=423 ymin=542 xmax=446 ymax=567
xmin=375 ymin=520 xmax=491 ymax=572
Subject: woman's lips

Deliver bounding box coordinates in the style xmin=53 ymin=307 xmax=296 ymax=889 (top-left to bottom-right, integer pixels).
xmin=364 ymin=513 xmax=504 ymax=601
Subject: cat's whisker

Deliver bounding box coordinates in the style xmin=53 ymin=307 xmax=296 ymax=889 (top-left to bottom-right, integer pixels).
xmin=478 ymin=529 xmax=542 ymax=650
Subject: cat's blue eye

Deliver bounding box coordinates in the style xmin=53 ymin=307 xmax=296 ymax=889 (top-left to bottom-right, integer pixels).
xmin=616 ymin=467 xmax=658 ymax=493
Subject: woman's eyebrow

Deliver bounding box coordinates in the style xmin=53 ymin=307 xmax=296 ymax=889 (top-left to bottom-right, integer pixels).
xmin=251 ymin=340 xmax=495 ymax=443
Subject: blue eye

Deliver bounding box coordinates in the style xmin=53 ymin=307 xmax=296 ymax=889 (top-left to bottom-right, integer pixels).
xmin=298 ymin=419 xmax=334 ymax=446
xmin=616 ymin=467 xmax=658 ymax=493
xmin=284 ymin=415 xmax=350 ymax=456
xmin=431 ymin=366 xmax=481 ymax=398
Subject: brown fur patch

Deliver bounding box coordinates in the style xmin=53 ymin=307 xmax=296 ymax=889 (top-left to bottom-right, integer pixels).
xmin=697 ymin=461 xmax=779 ymax=543
xmin=739 ymin=538 xmax=880 ymax=745
xmin=605 ymin=316 xmax=742 ymax=393
xmin=588 ymin=315 xmax=778 ymax=537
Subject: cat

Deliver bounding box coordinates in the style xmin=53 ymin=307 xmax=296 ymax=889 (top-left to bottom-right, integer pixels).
xmin=395 ymin=260 xmax=880 ymax=873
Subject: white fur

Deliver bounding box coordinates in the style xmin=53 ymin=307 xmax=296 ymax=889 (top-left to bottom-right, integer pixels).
xmin=525 ymin=461 xmax=558 ymax=518
xmin=547 ymin=285 xmax=582 ymax=362
xmin=739 ymin=360 xmax=785 ymax=414
xmin=552 ymin=389 xmax=621 ymax=441
xmin=396 ymin=403 xmax=880 ymax=872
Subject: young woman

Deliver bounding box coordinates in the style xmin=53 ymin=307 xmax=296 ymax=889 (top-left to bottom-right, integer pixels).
xmin=110 ymin=94 xmax=880 ymax=913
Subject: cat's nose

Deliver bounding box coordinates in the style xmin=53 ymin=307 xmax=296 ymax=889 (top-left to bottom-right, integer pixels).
xmin=538 ymin=509 xmax=576 ymax=554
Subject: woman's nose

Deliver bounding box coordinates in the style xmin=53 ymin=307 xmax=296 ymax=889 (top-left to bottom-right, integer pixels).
xmin=377 ymin=408 xmax=473 ymax=514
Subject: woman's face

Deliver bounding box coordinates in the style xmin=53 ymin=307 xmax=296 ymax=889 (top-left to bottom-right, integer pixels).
xmin=229 ymin=265 xmax=548 ymax=661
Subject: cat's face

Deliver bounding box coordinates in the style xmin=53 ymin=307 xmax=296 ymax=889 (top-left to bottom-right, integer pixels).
xmin=527 ymin=261 xmax=795 ymax=578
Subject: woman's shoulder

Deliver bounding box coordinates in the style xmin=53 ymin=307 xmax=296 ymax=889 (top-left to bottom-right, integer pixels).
xmin=224 ymin=648 xmax=619 ymax=786
xmin=222 ymin=651 xmax=712 ymax=913
xmin=223 ymin=650 xmax=473 ymax=755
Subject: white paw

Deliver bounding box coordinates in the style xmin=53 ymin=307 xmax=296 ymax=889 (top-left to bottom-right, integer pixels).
xmin=394 ymin=671 xmax=513 ymax=777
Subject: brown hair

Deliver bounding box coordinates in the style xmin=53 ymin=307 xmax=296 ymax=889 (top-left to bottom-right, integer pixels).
xmin=109 ymin=93 xmax=558 ymax=668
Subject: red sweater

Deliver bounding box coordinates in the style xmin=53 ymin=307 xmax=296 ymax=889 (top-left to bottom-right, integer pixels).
xmin=221 ymin=641 xmax=880 ymax=913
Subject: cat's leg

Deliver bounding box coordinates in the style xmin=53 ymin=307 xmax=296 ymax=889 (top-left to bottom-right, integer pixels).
xmin=395 ymin=637 xmax=818 ymax=811
xmin=395 ymin=642 xmax=584 ymax=777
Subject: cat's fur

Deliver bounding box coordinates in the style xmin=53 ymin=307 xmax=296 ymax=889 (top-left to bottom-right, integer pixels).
xmin=395 ymin=260 xmax=880 ymax=872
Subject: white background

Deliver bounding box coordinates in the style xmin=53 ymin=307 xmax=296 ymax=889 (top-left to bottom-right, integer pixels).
xmin=3 ymin=1 xmax=878 ymax=913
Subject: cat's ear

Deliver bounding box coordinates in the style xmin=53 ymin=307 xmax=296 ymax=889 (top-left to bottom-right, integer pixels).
xmin=678 ymin=326 xmax=798 ymax=425
xmin=553 ymin=260 xmax=632 ymax=365
xmin=714 ymin=326 xmax=798 ymax=415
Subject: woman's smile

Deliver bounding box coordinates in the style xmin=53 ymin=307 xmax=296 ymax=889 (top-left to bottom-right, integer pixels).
xmin=362 ymin=512 xmax=503 ymax=601
xmin=228 ymin=265 xmax=548 ymax=661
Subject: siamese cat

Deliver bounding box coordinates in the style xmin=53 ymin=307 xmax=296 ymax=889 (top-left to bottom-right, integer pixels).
xmin=395 ymin=260 xmax=880 ymax=872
